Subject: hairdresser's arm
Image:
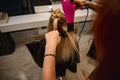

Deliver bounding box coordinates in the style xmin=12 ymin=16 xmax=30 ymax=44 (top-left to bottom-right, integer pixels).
xmin=42 ymin=30 xmax=61 ymax=80
xmin=74 ymin=0 xmax=101 ymax=12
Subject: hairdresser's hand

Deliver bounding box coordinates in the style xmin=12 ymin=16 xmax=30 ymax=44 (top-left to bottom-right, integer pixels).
xmin=74 ymin=0 xmax=88 ymax=6
xmin=45 ymin=30 xmax=61 ymax=55
xmin=62 ymin=0 xmax=77 ymax=23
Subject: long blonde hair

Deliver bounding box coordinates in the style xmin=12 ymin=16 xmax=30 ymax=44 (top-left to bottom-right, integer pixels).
xmin=48 ymin=8 xmax=79 ymax=62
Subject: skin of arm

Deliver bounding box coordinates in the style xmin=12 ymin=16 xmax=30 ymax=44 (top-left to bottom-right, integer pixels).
xmin=42 ymin=30 xmax=61 ymax=80
xmin=74 ymin=0 xmax=101 ymax=12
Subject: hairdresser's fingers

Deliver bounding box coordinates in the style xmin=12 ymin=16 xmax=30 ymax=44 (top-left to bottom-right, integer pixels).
xmin=45 ymin=30 xmax=61 ymax=47
xmin=75 ymin=0 xmax=87 ymax=6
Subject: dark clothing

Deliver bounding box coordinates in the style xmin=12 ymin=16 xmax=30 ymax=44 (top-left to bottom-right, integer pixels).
xmin=87 ymin=42 xmax=96 ymax=60
xmin=0 ymin=31 xmax=15 ymax=56
xmin=0 ymin=0 xmax=35 ymax=16
xmin=26 ymin=38 xmax=80 ymax=76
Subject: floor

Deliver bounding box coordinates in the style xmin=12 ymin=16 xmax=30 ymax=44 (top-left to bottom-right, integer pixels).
xmin=0 ymin=21 xmax=96 ymax=80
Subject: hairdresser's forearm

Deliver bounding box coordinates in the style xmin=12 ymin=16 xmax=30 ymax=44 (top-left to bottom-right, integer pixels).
xmin=74 ymin=0 xmax=100 ymax=12
xmin=85 ymin=1 xmax=100 ymax=12
xmin=42 ymin=46 xmax=56 ymax=80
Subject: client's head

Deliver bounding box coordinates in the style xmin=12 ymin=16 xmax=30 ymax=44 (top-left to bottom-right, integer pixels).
xmin=48 ymin=8 xmax=67 ymax=37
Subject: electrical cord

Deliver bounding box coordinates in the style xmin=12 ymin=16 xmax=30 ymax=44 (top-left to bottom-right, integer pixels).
xmin=78 ymin=8 xmax=89 ymax=42
xmin=27 ymin=0 xmax=32 ymax=14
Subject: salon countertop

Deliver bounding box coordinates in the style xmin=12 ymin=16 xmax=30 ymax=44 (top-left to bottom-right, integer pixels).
xmin=0 ymin=4 xmax=96 ymax=33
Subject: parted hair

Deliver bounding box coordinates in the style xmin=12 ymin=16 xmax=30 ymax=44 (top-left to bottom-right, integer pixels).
xmin=47 ymin=8 xmax=79 ymax=62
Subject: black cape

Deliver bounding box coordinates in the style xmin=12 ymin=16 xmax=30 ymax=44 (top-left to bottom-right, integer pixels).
xmin=26 ymin=38 xmax=80 ymax=76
